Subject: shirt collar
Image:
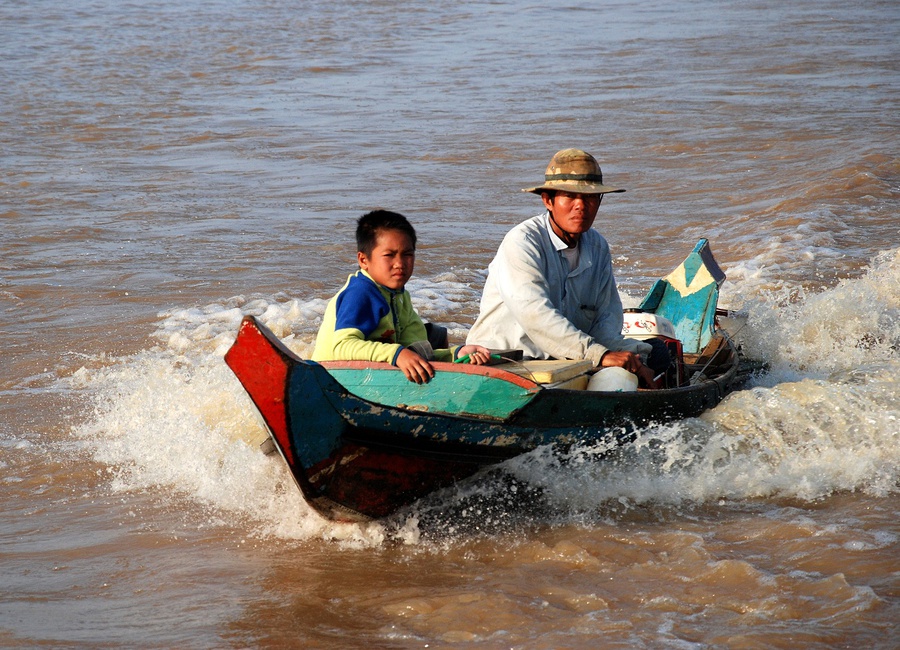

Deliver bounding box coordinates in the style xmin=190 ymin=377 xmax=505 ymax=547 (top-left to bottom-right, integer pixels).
xmin=359 ymin=268 xmax=401 ymax=296
xmin=543 ymin=211 xmax=574 ymax=252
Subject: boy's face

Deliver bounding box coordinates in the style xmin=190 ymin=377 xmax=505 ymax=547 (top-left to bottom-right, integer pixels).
xmin=358 ymin=228 xmax=415 ymax=291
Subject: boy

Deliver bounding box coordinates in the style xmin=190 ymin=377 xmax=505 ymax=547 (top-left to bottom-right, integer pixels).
xmin=312 ymin=210 xmax=491 ymax=383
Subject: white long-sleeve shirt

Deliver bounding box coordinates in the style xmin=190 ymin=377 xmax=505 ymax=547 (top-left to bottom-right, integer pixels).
xmin=466 ymin=212 xmax=650 ymax=365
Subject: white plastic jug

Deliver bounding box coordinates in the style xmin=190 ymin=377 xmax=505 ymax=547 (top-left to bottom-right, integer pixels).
xmin=587 ymin=367 xmax=639 ymax=392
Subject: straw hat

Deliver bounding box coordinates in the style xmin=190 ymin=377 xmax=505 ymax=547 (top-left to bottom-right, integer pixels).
xmin=522 ymin=148 xmax=625 ymax=195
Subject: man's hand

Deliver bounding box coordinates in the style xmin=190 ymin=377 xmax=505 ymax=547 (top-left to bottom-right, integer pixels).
xmin=396 ymin=348 xmax=435 ymax=384
xmin=600 ymin=350 xmax=660 ymax=389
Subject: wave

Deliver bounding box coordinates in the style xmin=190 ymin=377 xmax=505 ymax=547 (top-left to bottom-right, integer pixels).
xmin=67 ymin=248 xmax=899 ymax=544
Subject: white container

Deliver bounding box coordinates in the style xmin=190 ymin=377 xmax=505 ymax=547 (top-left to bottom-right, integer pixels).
xmin=587 ymin=367 xmax=639 ymax=392
xmin=621 ymin=312 xmax=677 ymax=340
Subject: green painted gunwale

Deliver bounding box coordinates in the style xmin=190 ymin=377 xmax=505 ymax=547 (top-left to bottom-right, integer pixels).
xmin=320 ymin=361 xmax=540 ymax=420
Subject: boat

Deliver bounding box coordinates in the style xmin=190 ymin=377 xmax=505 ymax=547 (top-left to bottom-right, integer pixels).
xmin=225 ymin=239 xmax=747 ymax=521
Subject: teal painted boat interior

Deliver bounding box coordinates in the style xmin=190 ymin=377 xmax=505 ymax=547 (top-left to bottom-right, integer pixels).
xmin=326 ymin=368 xmax=537 ymax=420
xmin=639 ymin=239 xmax=725 ymax=353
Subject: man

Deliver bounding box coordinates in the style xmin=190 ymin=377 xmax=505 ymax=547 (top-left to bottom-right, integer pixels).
xmin=467 ymin=148 xmax=663 ymax=387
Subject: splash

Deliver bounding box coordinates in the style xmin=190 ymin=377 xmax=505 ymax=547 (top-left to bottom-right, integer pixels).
xmin=66 ymin=272 xmax=492 ymax=546
xmin=737 ymin=246 xmax=900 ymax=378
xmin=512 ymin=247 xmax=900 ymax=514
xmin=68 ymin=251 xmax=899 ymax=543
xmin=502 ymin=368 xmax=897 ymax=519
xmin=418 ymin=250 xmax=900 ymax=524
xmin=70 ymin=295 xmax=391 ymax=547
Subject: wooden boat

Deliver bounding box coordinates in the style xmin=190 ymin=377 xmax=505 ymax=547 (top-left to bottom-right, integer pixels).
xmin=225 ymin=239 xmax=746 ymax=521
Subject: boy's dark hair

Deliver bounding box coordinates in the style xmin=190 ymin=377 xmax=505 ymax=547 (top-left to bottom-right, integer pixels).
xmin=356 ymin=210 xmax=417 ymax=256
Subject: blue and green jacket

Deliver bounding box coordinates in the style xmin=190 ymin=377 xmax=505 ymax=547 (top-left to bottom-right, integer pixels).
xmin=312 ymin=269 xmax=458 ymax=364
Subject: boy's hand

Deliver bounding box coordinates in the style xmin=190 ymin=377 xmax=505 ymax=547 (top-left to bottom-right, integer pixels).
xmin=456 ymin=345 xmax=492 ymax=365
xmin=396 ymin=348 xmax=435 ymax=384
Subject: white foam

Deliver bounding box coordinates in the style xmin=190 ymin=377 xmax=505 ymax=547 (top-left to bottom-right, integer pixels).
xmin=69 ymin=295 xmax=391 ymax=546
xmin=734 ymin=246 xmax=900 ymax=378
xmin=509 ymin=247 xmax=900 ymax=512
xmin=66 ymin=250 xmax=899 ymax=542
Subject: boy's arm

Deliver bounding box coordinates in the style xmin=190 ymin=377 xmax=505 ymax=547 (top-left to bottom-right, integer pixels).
xmin=328 ymin=326 xmax=403 ymax=364
xmin=314 ymin=274 xmax=403 ymax=364
xmin=394 ymin=291 xmax=469 ymax=362
xmin=330 ymin=298 xmax=434 ymax=381
xmin=393 ymin=292 xmax=461 ymax=362
xmin=395 ymin=292 xmax=429 ymax=347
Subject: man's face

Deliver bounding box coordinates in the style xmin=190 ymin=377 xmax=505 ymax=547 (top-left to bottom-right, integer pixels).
xmin=542 ymin=191 xmax=602 ymax=239
xmin=357 ymin=228 xmax=415 ymax=291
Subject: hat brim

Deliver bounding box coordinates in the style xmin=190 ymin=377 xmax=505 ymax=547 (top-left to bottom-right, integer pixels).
xmin=522 ymin=180 xmax=625 ymax=195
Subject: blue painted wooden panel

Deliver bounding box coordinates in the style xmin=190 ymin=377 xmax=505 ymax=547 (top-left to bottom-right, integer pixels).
xmin=639 ymin=239 xmax=725 ymax=354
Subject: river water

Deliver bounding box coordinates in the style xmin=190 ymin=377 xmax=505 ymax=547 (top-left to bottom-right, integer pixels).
xmin=2 ymin=0 xmax=898 ymax=647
